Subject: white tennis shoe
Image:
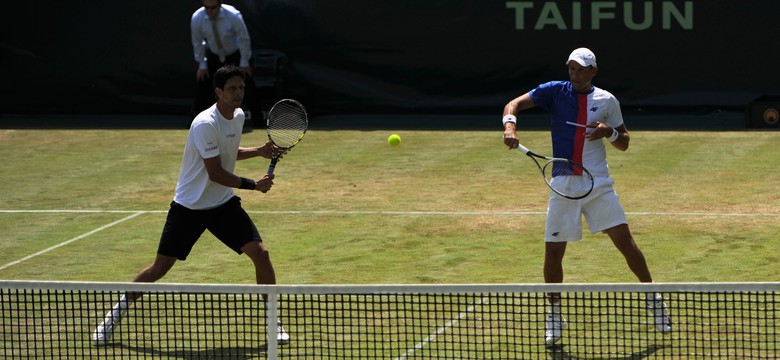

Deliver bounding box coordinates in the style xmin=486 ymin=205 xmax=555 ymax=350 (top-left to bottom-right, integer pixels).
xmin=92 ymin=307 xmax=126 ymax=346
xmin=277 ymin=320 xmax=290 ymax=343
xmin=544 ymin=310 xmax=567 ymax=346
xmin=646 ymin=293 xmax=672 ymax=333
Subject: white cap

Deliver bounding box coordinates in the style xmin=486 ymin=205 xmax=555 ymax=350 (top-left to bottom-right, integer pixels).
xmin=566 ymin=48 xmax=597 ymax=68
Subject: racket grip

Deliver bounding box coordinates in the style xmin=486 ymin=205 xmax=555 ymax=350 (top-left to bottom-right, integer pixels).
xmin=516 ymin=144 xmax=531 ymax=155
xmin=266 ymin=157 xmax=279 ymax=175
xmin=261 ymin=158 xmax=279 ymax=193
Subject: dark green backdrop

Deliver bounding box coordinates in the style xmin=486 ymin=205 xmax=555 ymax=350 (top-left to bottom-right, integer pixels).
xmin=2 ymin=0 xmax=777 ymax=116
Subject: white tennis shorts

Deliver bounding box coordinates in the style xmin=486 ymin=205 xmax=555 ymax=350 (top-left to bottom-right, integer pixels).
xmin=545 ymin=177 xmax=627 ymax=242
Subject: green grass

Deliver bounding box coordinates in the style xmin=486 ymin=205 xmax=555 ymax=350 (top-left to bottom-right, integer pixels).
xmin=0 ymin=129 xmax=778 ymax=283
xmin=1 ymin=128 xmax=779 ymax=358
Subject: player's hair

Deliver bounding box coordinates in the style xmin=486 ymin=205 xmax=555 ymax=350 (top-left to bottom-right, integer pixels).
xmin=213 ymin=65 xmax=245 ymax=90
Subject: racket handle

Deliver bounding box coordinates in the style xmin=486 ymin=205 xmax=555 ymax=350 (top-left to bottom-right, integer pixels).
xmin=261 ymin=158 xmax=279 ymax=193
xmin=516 ymin=144 xmax=531 ymax=155
xmin=266 ymin=157 xmax=279 ymax=175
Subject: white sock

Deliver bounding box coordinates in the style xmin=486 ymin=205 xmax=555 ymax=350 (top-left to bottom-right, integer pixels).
xmin=116 ymin=295 xmax=129 ymax=311
xmin=547 ymin=303 xmax=562 ymax=316
xmin=104 ymin=295 xmax=129 ymax=322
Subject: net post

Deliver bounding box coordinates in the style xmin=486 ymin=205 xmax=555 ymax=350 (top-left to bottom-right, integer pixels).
xmin=265 ymin=285 xmax=279 ymax=360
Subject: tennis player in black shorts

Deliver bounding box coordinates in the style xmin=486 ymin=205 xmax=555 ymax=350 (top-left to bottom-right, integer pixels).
xmin=158 ymin=197 xmax=262 ymax=260
xmin=92 ymin=65 xmax=289 ymax=346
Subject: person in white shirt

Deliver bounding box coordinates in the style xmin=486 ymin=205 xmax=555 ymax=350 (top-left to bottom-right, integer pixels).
xmin=501 ymin=48 xmax=671 ymax=346
xmin=191 ymin=0 xmax=257 ymax=126
xmin=93 ymin=65 xmax=289 ymax=346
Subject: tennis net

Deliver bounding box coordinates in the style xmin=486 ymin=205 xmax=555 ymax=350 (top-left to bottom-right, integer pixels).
xmin=1 ymin=281 xmax=778 ymax=359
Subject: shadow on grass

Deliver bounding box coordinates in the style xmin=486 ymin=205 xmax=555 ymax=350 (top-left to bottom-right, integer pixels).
xmin=113 ymin=343 xmax=268 ymax=359
xmin=547 ymin=343 xmax=666 ymax=360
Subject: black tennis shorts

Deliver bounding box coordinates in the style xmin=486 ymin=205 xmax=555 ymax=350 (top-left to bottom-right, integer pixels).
xmin=157 ymin=196 xmax=262 ymax=260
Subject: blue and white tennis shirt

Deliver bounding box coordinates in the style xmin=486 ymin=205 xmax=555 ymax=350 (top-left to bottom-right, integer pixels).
xmin=529 ymin=81 xmax=624 ymax=178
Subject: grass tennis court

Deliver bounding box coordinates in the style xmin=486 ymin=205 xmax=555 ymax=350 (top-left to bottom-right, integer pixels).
xmin=1 ymin=128 xmax=779 ymax=358
xmin=0 ymin=128 xmax=778 ymax=283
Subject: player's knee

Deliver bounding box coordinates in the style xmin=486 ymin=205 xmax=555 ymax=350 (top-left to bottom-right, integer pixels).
xmin=247 ymin=244 xmax=271 ymax=263
xmin=613 ymin=237 xmax=639 ymax=255
xmin=258 ymin=247 xmax=271 ymax=261
xmin=143 ymin=265 xmax=170 ymax=281
xmin=544 ymin=243 xmax=566 ymax=260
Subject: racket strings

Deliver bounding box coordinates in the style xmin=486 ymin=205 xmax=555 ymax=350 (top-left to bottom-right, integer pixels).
xmin=543 ymin=160 xmax=593 ymax=198
xmin=268 ymin=101 xmax=307 ymax=148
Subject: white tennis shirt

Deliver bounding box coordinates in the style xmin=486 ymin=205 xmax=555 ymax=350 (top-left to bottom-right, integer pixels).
xmin=173 ymin=104 xmax=245 ymax=209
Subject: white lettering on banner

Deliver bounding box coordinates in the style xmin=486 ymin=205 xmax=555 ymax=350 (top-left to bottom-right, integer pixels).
xmin=506 ymin=1 xmax=693 ymax=30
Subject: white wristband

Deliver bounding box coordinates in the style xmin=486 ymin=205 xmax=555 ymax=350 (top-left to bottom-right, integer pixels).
xmin=502 ymin=114 xmax=517 ymax=126
xmin=607 ymin=128 xmax=619 ymax=142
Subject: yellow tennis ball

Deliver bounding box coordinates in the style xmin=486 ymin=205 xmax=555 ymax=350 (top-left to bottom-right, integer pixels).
xmin=387 ymin=134 xmax=401 ymax=146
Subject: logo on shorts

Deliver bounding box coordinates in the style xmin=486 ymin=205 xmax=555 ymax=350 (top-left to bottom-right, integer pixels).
xmin=552 ymin=232 xmax=559 ymax=237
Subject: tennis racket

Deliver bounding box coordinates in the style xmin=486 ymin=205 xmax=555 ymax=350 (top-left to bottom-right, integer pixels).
xmin=263 ymin=98 xmax=308 ymax=176
xmin=516 ymin=144 xmax=594 ymax=200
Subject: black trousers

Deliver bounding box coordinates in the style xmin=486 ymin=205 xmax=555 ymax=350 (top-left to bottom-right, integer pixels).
xmin=192 ymin=50 xmax=258 ymax=126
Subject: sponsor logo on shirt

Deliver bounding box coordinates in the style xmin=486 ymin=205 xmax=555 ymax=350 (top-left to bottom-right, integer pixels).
xmin=590 ymin=107 xmax=599 ymax=112
xmin=205 ymin=145 xmax=218 ymax=152
xmin=226 ymin=133 xmax=236 ymax=138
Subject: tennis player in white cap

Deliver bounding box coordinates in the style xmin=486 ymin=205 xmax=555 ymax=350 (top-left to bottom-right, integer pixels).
xmin=501 ymin=47 xmax=672 ymax=346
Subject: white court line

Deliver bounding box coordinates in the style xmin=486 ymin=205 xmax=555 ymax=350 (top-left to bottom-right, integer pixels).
xmin=395 ymin=297 xmax=488 ymax=360
xmin=1 ymin=209 xmax=770 ymax=271
xmin=0 ymin=212 xmax=145 ymax=271
xmin=2 ymin=209 xmax=770 ymax=270
xmin=0 ymin=209 xmax=775 ymax=217
xmin=0 ymin=210 xmax=161 ymax=214
xmin=243 ymin=210 xmax=774 ymax=217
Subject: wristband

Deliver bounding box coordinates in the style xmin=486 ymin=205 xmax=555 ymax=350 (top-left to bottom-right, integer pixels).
xmin=502 ymin=114 xmax=517 ymax=126
xmin=607 ymin=128 xmax=619 ymax=142
xmin=239 ymin=177 xmax=256 ymax=190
